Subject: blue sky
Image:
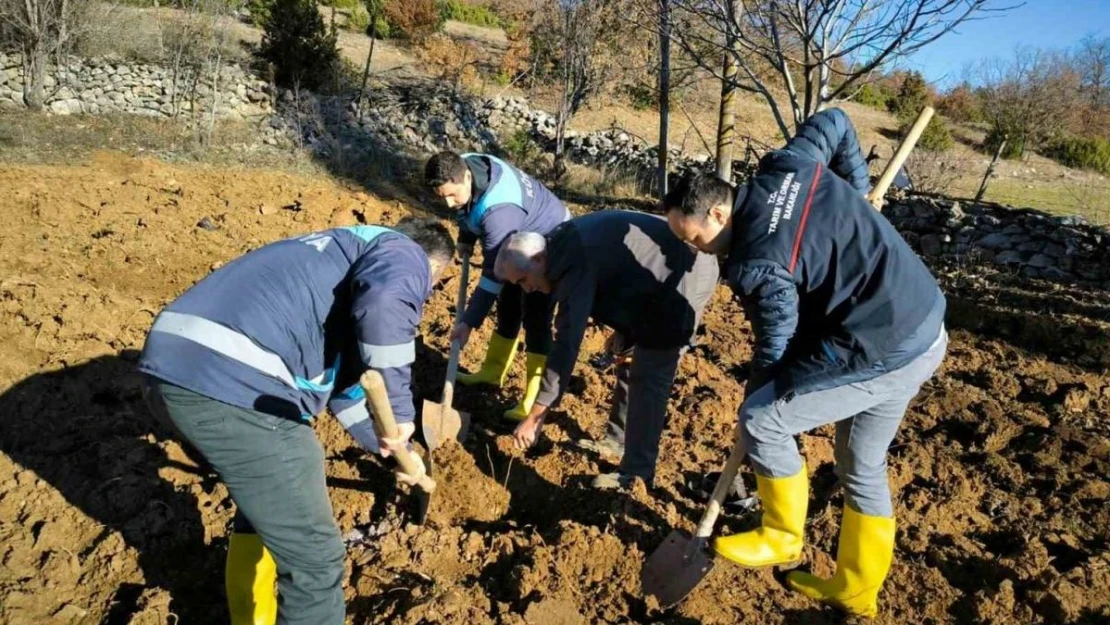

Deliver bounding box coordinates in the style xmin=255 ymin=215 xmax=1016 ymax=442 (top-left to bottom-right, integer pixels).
xmin=900 ymin=0 xmax=1110 ymax=88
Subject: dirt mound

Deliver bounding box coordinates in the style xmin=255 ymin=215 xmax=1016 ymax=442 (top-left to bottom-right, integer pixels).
xmin=426 ymin=440 xmax=510 ymax=525
xmin=1 ymin=152 xmax=1108 ymax=624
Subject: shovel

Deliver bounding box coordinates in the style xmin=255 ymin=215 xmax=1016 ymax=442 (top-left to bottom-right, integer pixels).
xmin=867 ymin=105 xmax=935 ymax=210
xmin=641 ymin=438 xmax=748 ymax=608
xmin=360 ymin=369 xmax=437 ymax=510
xmin=421 ymin=244 xmax=474 ymax=451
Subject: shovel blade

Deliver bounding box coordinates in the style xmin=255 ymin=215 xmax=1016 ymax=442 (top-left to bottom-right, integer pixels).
xmin=641 ymin=530 xmax=715 ymax=609
xmin=420 ymin=400 xmax=471 ymax=450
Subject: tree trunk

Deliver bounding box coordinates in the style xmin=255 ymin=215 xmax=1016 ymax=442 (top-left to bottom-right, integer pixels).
xmin=355 ymin=16 xmax=377 ymax=119
xmin=22 ymin=42 xmax=48 ymax=111
xmin=657 ymin=0 xmax=671 ymax=197
xmin=715 ymin=0 xmax=741 ymax=181
xmin=976 ymin=137 xmax=1007 ymax=203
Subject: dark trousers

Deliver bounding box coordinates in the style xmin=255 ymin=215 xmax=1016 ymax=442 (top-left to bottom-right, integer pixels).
xmin=603 ymin=344 xmax=684 ymax=482
xmin=496 ymin=282 xmax=554 ymax=355
xmin=142 ymin=377 xmax=345 ymax=625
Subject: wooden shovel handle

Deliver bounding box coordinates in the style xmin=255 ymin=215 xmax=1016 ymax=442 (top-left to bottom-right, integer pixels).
xmin=441 ymin=246 xmax=472 ymax=409
xmin=693 ymin=435 xmax=747 ymax=539
xmin=361 ymin=369 xmax=436 ymax=493
xmin=868 ymin=105 xmax=935 ymax=210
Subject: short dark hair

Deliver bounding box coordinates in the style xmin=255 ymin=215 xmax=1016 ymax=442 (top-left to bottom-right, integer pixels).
xmin=424 ymin=151 xmax=468 ymax=188
xmin=663 ymin=173 xmax=734 ymax=217
xmin=394 ymin=216 xmax=456 ymax=266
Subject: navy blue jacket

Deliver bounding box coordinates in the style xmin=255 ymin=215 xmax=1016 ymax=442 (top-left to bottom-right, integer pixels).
xmin=138 ymin=225 xmax=432 ymax=453
xmin=535 ymin=211 xmax=719 ymax=407
xmin=456 ymin=153 xmax=569 ymax=328
xmin=727 ymin=109 xmax=945 ymax=396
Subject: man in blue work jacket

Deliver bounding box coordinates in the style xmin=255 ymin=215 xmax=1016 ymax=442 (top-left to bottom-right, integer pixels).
xmin=664 ymin=109 xmax=947 ymax=618
xmin=425 ymin=151 xmax=571 ymax=421
xmin=138 ymin=218 xmax=455 ymax=625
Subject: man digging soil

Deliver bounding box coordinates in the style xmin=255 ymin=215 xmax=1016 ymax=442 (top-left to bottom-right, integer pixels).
xmin=499 ymin=210 xmax=719 ymax=490
xmin=137 ymin=218 xmax=454 ymax=625
xmin=425 ymin=151 xmax=571 ymax=422
xmin=663 ymin=108 xmax=948 ymax=618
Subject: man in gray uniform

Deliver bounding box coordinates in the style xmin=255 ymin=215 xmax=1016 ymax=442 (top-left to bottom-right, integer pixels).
xmin=498 ymin=210 xmax=718 ymax=489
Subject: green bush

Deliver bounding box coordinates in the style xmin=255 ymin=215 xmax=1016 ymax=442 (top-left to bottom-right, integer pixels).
xmin=258 ymin=0 xmax=340 ymax=90
xmin=321 ymin=0 xmax=360 ymax=9
xmin=623 ymin=83 xmax=656 ymax=111
xmin=246 ymin=0 xmax=273 ymax=26
xmin=502 ymin=129 xmax=544 ymax=169
xmin=441 ymin=0 xmax=501 ymax=28
xmin=984 ymin=125 xmax=1026 ymax=159
xmin=854 ymin=83 xmax=894 ymax=111
xmin=904 ymin=114 xmax=953 ymax=152
xmin=1046 ymin=135 xmax=1110 ymax=176
xmin=889 ymin=71 xmax=930 ymax=120
xmin=347 ymin=5 xmax=371 ymax=33
xmin=370 ymin=14 xmax=391 ymax=38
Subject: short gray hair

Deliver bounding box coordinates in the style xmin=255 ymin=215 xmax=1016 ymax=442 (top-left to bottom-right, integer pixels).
xmin=495 ymin=231 xmax=546 ymax=278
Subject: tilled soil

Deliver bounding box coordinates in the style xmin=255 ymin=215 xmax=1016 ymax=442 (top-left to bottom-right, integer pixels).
xmin=1 ymin=152 xmax=1108 ymax=625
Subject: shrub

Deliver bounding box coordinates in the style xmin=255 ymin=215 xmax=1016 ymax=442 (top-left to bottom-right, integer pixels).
xmin=854 ymin=83 xmax=895 ymax=111
xmin=442 ymin=0 xmax=501 ymax=28
xmin=936 ymin=83 xmax=983 ymax=124
xmin=623 ymin=83 xmax=656 ymax=111
xmin=245 ymin=0 xmax=272 ymax=26
xmin=889 ymin=71 xmax=931 ymax=120
xmin=984 ymin=124 xmax=1026 ymax=159
xmin=320 ymin=0 xmax=360 ymax=9
xmin=384 ymin=0 xmax=444 ymax=40
xmin=501 ymin=128 xmax=545 ymax=172
xmin=347 ymin=5 xmax=370 ymax=33
xmin=1046 ymin=135 xmax=1110 ymax=176
xmin=417 ymin=33 xmax=481 ymax=92
xmin=258 ymin=0 xmax=340 ymax=90
xmin=901 ymin=114 xmax=953 ymax=152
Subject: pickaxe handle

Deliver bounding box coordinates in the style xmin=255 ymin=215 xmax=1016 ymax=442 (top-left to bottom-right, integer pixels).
xmin=361 ymin=369 xmax=436 ymax=493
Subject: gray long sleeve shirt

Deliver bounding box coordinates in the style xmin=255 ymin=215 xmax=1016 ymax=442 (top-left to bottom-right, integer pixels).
xmin=534 ymin=210 xmax=719 ymax=408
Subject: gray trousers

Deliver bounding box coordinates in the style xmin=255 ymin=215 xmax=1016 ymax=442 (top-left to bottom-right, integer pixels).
xmin=739 ymin=329 xmax=948 ymax=517
xmin=143 ymin=377 xmax=345 ymax=625
xmin=604 ymin=344 xmax=683 ymax=481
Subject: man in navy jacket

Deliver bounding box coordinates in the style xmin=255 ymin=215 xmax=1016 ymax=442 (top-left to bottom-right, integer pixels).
xmin=425 ymin=151 xmax=571 ymax=421
xmin=664 ymin=108 xmax=947 ymax=618
xmin=139 ymin=218 xmax=454 ymax=625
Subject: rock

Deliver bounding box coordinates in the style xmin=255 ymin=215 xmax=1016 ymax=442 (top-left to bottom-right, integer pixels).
xmin=949 ymin=201 xmax=965 ymax=220
xmin=994 ymin=250 xmax=1025 ymax=264
xmin=1042 ymin=267 xmax=1072 ymax=281
xmin=912 ymin=203 xmax=935 ymax=218
xmin=919 ymin=234 xmax=947 ymax=256
xmin=197 ymin=217 xmax=220 ymax=231
xmin=49 ymin=98 xmax=82 ymax=115
xmin=53 ymin=603 xmax=88 ymax=621
xmin=1017 ymin=240 xmax=1045 ymax=253
xmin=1063 ymin=387 xmax=1091 ymax=413
xmin=976 ymin=232 xmax=1013 ymax=250
xmin=1027 ymin=253 xmax=1054 ymax=269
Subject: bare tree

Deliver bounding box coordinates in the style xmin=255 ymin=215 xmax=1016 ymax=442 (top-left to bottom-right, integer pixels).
xmin=667 ymin=0 xmax=1013 ymax=142
xmin=0 ymin=0 xmax=96 ymax=110
xmin=532 ymin=0 xmax=623 ymax=177
xmin=976 ymin=47 xmax=1080 ymax=158
xmin=1075 ymin=34 xmax=1110 ymax=110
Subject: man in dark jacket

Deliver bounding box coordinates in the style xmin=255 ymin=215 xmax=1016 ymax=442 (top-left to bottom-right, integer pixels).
xmin=496 ymin=210 xmax=718 ymax=489
xmin=139 ymin=218 xmax=454 ymax=625
xmin=663 ymin=108 xmax=947 ymax=618
xmin=425 ymin=151 xmax=571 ymax=421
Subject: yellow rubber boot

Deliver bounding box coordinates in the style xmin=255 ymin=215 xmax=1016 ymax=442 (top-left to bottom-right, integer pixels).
xmin=504 ymin=353 xmax=546 ymax=421
xmin=226 ymin=532 xmax=278 ymax=625
xmin=713 ymin=465 xmax=808 ymax=567
xmin=458 ymin=332 xmax=519 ymax=387
xmin=786 ymin=507 xmax=896 ymax=618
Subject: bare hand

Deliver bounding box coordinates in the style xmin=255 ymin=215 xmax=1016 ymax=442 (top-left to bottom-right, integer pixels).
xmin=379 ymin=421 xmax=415 ymax=458
xmin=513 ymin=413 xmax=546 ymax=450
xmin=450 ymin=322 xmax=472 ymax=348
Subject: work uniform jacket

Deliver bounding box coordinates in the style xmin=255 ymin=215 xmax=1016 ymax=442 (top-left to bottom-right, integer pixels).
xmin=139 ymin=225 xmax=432 ymax=452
